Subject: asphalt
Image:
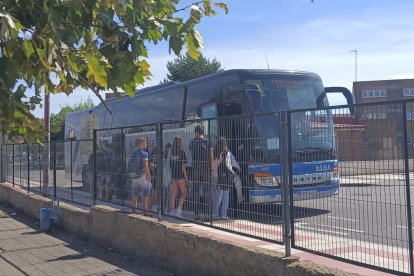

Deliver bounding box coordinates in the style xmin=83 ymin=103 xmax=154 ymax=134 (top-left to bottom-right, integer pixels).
xmin=0 ymin=201 xmax=176 ymax=276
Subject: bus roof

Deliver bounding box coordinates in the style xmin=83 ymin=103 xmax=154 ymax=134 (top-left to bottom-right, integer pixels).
xmin=66 ymin=69 xmax=319 ymax=117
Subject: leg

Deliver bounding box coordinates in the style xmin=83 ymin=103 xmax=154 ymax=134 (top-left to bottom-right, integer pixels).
xmin=106 ymin=174 xmax=113 ymax=200
xmin=193 ymin=169 xmax=201 ymax=220
xmin=216 ymin=188 xmax=223 ymax=217
xmin=97 ymin=177 xmax=104 ymax=200
xmin=151 ymin=188 xmax=157 ymax=212
xmin=177 ymin=179 xmax=187 ymax=209
xmin=131 ymin=195 xmax=138 ymax=213
xmin=131 ymin=179 xmax=138 ymax=213
xmin=142 ymin=179 xmax=151 ymax=215
xmin=143 ymin=196 xmax=149 ymax=213
xmin=221 ymin=189 xmax=230 ymax=218
xmin=164 ymin=184 xmax=170 ymax=213
xmin=234 ymin=175 xmax=243 ymax=199
xmin=170 ymin=181 xmax=178 ymax=212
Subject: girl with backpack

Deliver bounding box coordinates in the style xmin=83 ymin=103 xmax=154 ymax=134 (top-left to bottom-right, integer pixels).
xmin=214 ymin=137 xmax=242 ymax=220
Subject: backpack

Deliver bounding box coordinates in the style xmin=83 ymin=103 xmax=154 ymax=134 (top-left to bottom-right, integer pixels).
xmin=128 ymin=150 xmax=144 ymax=177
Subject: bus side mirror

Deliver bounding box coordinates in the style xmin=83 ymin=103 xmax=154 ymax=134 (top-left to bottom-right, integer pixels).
xmin=317 ymin=87 xmax=355 ymax=116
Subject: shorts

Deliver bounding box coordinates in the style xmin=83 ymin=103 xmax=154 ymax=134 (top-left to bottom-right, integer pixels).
xmin=131 ymin=175 xmax=151 ymax=197
xmin=97 ymin=173 xmax=112 ymax=187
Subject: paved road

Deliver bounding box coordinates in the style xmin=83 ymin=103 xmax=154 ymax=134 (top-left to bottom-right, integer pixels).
xmin=0 ymin=202 xmax=175 ymax=276
xmin=294 ymin=173 xmax=414 ymax=248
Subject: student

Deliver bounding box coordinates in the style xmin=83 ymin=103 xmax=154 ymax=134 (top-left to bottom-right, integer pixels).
xmin=169 ymin=137 xmax=188 ymax=218
xmin=215 ymin=137 xmax=242 ymax=219
xmin=128 ymin=137 xmax=152 ymax=216
xmin=163 ymin=142 xmax=173 ymax=213
xmin=189 ymin=125 xmax=213 ymax=221
xmin=96 ymin=140 xmax=115 ymax=200
xmin=149 ymin=147 xmax=158 ymax=212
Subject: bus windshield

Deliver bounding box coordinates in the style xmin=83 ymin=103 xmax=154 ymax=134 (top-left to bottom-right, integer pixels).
xmin=242 ymin=74 xmax=335 ymax=158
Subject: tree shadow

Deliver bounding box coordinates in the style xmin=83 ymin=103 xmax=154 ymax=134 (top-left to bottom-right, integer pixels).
xmin=0 ymin=204 xmax=174 ymax=276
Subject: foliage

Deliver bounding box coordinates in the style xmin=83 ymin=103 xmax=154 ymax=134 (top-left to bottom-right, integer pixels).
xmin=0 ymin=0 xmax=227 ymax=142
xmin=50 ymin=98 xmax=95 ymax=141
xmin=165 ymin=53 xmax=224 ymax=82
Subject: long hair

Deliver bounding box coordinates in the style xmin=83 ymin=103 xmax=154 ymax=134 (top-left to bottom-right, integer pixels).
xmin=215 ymin=137 xmax=228 ymax=159
xmin=172 ymin=137 xmax=183 ymax=156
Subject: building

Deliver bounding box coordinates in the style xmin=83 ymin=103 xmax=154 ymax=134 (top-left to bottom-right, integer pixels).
xmin=352 ymin=79 xmax=414 ymax=160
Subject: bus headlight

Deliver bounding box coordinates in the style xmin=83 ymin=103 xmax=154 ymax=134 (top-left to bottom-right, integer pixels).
xmin=253 ymin=172 xmax=279 ymax=187
xmin=332 ymin=166 xmax=340 ymax=180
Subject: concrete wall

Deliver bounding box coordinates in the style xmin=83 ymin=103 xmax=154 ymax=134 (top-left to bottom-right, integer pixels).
xmin=0 ymin=183 xmax=355 ymax=276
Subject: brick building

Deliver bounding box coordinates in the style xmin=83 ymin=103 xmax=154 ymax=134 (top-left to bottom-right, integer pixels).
xmin=352 ymin=78 xmax=414 ymax=160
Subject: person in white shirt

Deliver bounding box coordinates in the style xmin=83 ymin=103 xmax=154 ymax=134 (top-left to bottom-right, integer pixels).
xmin=213 ymin=137 xmax=244 ymax=219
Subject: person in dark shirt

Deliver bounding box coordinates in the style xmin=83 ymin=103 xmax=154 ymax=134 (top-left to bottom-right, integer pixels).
xmin=149 ymin=147 xmax=158 ymax=212
xmin=96 ymin=140 xmax=115 ymax=200
xmin=189 ymin=125 xmax=213 ymax=220
xmin=129 ymin=137 xmax=152 ymax=216
xmin=169 ymin=137 xmax=188 ymax=218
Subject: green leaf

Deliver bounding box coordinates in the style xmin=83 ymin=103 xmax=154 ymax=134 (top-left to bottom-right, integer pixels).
xmin=86 ymin=53 xmax=108 ymax=87
xmin=185 ymin=33 xmax=198 ymax=60
xmin=214 ymin=3 xmax=229 ymax=14
xmin=22 ymin=40 xmax=35 ymax=59
xmin=169 ymin=36 xmax=183 ymax=55
xmin=139 ymin=59 xmax=151 ymax=76
xmin=192 ymin=29 xmax=203 ymax=49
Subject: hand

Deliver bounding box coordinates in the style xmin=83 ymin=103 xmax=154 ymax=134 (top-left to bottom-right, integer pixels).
xmin=129 ymin=172 xmax=137 ymax=178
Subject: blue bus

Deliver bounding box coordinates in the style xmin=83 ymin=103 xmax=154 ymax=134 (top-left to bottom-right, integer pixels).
xmin=65 ymin=69 xmax=354 ymax=203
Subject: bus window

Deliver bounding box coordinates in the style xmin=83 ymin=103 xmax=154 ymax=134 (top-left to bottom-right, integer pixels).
xmin=201 ymin=104 xmax=218 ymax=145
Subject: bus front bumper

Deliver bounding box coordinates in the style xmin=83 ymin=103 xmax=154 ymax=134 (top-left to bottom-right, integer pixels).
xmin=248 ymin=182 xmax=340 ymax=204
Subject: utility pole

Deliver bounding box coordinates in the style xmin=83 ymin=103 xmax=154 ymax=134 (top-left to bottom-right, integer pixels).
xmin=42 ymin=92 xmax=50 ymax=196
xmin=349 ymin=49 xmax=358 ymax=82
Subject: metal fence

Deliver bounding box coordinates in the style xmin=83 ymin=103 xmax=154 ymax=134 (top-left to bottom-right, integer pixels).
xmin=2 ymin=100 xmax=414 ymax=275
xmin=288 ymin=101 xmax=414 ymax=275
xmin=1 ymin=140 xmax=94 ymax=205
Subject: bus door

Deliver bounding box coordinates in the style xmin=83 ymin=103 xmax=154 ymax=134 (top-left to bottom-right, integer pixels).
xmin=217 ymin=100 xmax=243 ymax=155
xmin=200 ymin=104 xmax=219 ymax=146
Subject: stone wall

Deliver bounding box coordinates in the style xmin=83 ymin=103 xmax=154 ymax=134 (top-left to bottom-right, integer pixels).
xmin=0 ymin=182 xmax=355 ymax=276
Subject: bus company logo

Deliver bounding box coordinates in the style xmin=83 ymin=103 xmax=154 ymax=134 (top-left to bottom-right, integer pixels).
xmin=315 ymin=164 xmax=332 ymax=172
xmin=250 ymin=165 xmax=271 ymax=171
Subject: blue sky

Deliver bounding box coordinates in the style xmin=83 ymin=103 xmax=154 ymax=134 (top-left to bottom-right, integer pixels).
xmin=35 ymin=0 xmax=414 ymax=117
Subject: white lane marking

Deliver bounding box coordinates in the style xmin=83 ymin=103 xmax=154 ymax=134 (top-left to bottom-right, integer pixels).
xmin=315 ymin=223 xmax=365 ymax=233
xmin=397 ymin=225 xmax=414 ymax=230
xmin=327 ymin=216 xmax=358 ymax=222
xmin=295 ymin=222 xmax=348 ymax=236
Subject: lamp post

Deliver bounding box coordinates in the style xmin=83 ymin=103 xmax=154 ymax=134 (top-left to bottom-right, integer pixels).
xmin=349 ymin=49 xmax=358 ymax=82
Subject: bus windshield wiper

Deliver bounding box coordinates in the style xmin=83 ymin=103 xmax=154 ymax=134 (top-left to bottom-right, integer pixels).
xmin=295 ymin=147 xmax=336 ymax=158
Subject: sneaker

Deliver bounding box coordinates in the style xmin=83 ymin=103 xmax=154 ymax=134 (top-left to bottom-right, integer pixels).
xmin=221 ymin=215 xmax=230 ymax=220
xmin=237 ymin=196 xmax=245 ymax=202
xmin=175 ymin=210 xmax=184 ymax=218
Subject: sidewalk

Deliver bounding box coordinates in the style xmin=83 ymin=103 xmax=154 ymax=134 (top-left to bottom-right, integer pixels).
xmin=0 ymin=204 xmax=175 ymax=276
xmin=171 ymin=220 xmax=396 ymax=276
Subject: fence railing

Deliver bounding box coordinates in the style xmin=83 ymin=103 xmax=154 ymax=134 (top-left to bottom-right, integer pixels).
xmin=2 ymin=100 xmax=414 ymax=275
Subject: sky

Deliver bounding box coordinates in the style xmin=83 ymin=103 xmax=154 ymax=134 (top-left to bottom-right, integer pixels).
xmin=34 ymin=0 xmax=414 ymax=117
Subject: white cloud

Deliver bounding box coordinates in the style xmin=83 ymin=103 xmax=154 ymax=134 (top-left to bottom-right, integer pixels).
xmin=391 ymin=73 xmax=414 ymax=80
